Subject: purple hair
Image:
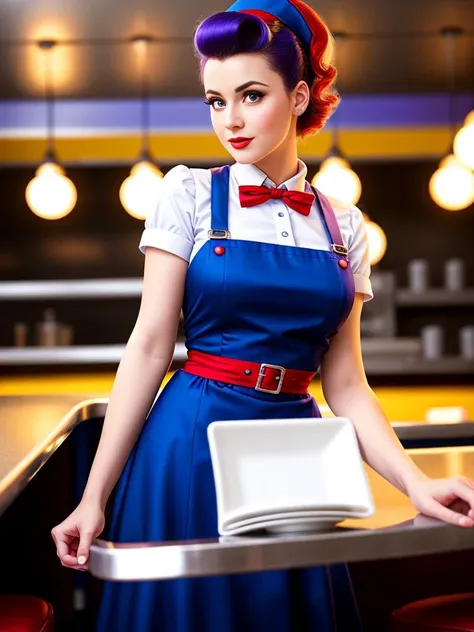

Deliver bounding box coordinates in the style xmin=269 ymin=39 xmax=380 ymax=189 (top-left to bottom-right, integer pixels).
xmin=195 ymin=11 xmax=306 ymax=94
xmin=194 ymin=11 xmax=339 ymax=136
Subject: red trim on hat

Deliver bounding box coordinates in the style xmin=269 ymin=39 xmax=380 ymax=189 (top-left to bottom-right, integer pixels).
xmin=287 ymin=0 xmax=330 ymax=78
xmin=239 ymin=9 xmax=278 ymax=23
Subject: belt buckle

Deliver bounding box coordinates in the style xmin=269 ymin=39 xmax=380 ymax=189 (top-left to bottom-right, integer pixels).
xmin=255 ymin=363 xmax=286 ymax=395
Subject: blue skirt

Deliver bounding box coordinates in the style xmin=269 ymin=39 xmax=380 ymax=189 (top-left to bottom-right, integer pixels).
xmin=95 ymin=371 xmax=362 ymax=632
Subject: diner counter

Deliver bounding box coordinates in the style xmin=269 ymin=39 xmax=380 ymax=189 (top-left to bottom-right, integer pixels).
xmin=2 ymin=395 xmax=474 ymax=582
xmin=1 ymin=395 xmax=474 ymax=518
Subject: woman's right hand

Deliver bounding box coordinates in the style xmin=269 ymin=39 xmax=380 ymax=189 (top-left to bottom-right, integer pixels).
xmin=51 ymin=501 xmax=105 ymax=571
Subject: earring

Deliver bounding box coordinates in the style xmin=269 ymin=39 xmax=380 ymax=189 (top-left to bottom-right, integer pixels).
xmin=295 ymin=109 xmax=303 ymax=116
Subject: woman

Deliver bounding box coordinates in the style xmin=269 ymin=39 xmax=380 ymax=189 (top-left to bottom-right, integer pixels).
xmin=52 ymin=1 xmax=474 ymax=630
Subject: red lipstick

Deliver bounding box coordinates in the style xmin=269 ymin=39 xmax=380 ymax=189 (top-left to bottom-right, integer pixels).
xmin=229 ymin=137 xmax=254 ymax=150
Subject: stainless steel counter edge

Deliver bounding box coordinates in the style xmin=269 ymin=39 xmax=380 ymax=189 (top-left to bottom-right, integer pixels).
xmin=88 ymin=519 xmax=474 ymax=581
xmin=392 ymin=421 xmax=474 ymax=440
xmin=0 ymin=399 xmax=108 ymax=517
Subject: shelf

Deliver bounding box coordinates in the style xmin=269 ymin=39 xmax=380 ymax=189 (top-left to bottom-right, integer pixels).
xmin=0 ymin=343 xmax=187 ymax=365
xmin=0 ymin=344 xmax=472 ymax=376
xmin=4 ymin=280 xmax=473 ymax=308
xmin=361 ymin=337 xmax=421 ymax=355
xmin=362 ymin=355 xmax=474 ymax=376
xmin=396 ymin=289 xmax=474 ymax=307
xmin=0 ymin=278 xmax=143 ymax=301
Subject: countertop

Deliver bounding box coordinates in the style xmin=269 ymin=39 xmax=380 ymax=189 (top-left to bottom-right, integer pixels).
xmin=2 ymin=395 xmax=474 ymax=581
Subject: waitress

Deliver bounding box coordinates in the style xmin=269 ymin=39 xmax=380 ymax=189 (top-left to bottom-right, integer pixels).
xmin=52 ymin=1 xmax=474 ymax=630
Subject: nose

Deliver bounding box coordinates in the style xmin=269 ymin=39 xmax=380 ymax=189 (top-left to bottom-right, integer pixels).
xmin=224 ymin=104 xmax=244 ymax=132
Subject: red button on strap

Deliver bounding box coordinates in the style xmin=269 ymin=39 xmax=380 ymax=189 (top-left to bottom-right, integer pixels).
xmin=338 ymin=259 xmax=348 ymax=269
xmin=214 ymin=246 xmax=225 ymax=256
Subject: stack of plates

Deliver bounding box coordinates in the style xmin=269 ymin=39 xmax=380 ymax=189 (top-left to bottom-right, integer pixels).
xmin=207 ymin=417 xmax=374 ymax=536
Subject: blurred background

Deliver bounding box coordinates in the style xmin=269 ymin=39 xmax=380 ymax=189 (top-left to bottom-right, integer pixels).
xmin=1 ymin=3 xmax=474 ymax=631
xmin=0 ymin=0 xmax=473 ymax=419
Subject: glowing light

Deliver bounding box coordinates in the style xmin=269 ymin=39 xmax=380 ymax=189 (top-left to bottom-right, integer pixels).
xmin=365 ymin=219 xmax=387 ymax=266
xmin=453 ymin=110 xmax=474 ymax=170
xmin=119 ymin=160 xmax=164 ymax=220
xmin=26 ymin=162 xmax=77 ymax=220
xmin=312 ymin=156 xmax=362 ymax=205
xmin=429 ymin=154 xmax=474 ymax=211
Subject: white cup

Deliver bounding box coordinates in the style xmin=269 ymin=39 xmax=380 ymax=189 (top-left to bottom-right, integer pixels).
xmin=459 ymin=326 xmax=474 ymax=360
xmin=421 ymin=325 xmax=444 ymax=360
xmin=408 ymin=259 xmax=429 ymax=292
xmin=444 ymin=259 xmax=465 ymax=291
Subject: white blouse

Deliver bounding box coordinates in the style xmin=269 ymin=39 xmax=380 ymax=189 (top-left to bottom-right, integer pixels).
xmin=139 ymin=160 xmax=373 ymax=301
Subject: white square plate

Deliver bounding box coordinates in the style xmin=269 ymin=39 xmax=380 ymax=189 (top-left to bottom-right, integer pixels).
xmin=221 ymin=515 xmax=347 ymax=536
xmin=224 ymin=509 xmax=362 ymax=531
xmin=207 ymin=417 xmax=374 ymax=535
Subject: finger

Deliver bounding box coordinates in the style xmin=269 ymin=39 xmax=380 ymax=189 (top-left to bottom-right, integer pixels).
xmin=77 ymin=530 xmax=94 ymax=566
xmin=53 ymin=530 xmax=77 ymax=559
xmin=423 ymin=499 xmax=474 ymax=527
xmin=56 ymin=539 xmax=72 ymax=558
xmin=60 ymin=553 xmax=81 ymax=566
xmin=452 ymin=479 xmax=474 ymax=512
xmin=60 ymin=556 xmax=89 ymax=571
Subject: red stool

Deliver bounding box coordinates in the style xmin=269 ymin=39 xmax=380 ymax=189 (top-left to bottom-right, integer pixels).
xmin=0 ymin=595 xmax=54 ymax=631
xmin=391 ymin=592 xmax=474 ymax=631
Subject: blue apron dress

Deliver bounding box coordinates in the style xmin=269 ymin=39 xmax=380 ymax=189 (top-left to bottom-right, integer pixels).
xmin=96 ymin=165 xmax=361 ymax=632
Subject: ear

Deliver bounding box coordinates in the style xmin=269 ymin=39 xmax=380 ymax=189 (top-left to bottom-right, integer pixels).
xmin=293 ymin=80 xmax=310 ymax=116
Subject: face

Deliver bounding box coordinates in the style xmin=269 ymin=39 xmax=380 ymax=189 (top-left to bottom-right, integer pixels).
xmin=203 ymin=53 xmax=298 ymax=165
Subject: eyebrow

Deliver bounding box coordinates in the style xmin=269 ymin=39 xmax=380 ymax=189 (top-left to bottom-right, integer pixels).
xmin=205 ymin=81 xmax=270 ymax=96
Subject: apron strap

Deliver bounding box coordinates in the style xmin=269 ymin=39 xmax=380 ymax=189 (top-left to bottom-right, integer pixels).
xmin=310 ymin=185 xmax=349 ymax=258
xmin=210 ymin=166 xmax=231 ymax=239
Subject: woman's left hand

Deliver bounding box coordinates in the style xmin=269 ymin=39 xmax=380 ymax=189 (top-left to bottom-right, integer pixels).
xmin=408 ymin=476 xmax=474 ymax=527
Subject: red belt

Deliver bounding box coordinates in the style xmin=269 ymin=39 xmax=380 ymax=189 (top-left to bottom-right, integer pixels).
xmin=183 ymin=350 xmax=316 ymax=395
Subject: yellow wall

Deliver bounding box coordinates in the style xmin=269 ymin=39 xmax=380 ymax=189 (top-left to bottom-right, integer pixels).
xmin=1 ymin=373 xmax=473 ymax=422
xmin=0 ymin=127 xmax=454 ymax=164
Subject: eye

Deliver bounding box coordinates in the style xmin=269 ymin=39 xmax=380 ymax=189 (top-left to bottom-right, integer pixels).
xmin=243 ymin=90 xmax=264 ymax=104
xmin=204 ymin=98 xmax=226 ymax=110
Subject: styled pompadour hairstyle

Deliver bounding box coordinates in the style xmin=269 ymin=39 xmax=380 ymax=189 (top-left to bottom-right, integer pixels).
xmin=194 ymin=8 xmax=339 ymax=138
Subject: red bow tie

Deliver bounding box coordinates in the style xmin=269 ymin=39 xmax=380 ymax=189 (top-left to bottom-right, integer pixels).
xmin=239 ymin=185 xmax=314 ymax=216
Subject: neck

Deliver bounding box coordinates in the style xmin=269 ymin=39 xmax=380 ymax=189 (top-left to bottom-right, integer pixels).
xmin=254 ymin=132 xmax=299 ymax=187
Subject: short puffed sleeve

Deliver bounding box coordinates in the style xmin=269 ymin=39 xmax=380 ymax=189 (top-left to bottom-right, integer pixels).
xmin=139 ymin=165 xmax=196 ymax=261
xmin=347 ymin=204 xmax=373 ymax=301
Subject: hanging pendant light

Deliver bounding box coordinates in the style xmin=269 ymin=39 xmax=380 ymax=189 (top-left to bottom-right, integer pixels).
xmin=429 ymin=153 xmax=474 ymax=211
xmin=120 ymin=36 xmax=163 ymax=220
xmin=453 ymin=110 xmax=474 ymax=170
xmin=312 ymin=32 xmax=362 ymax=206
xmin=429 ymin=28 xmax=474 ymax=211
xmin=362 ymin=213 xmax=387 ymax=266
xmin=312 ymin=150 xmax=362 ymax=206
xmin=26 ymin=40 xmax=77 ymax=220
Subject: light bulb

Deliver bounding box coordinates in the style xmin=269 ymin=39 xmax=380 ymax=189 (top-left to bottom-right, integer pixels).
xmin=365 ymin=219 xmax=387 ymax=266
xmin=25 ymin=162 xmax=77 ymax=220
xmin=119 ymin=160 xmax=164 ymax=220
xmin=429 ymin=154 xmax=474 ymax=211
xmin=453 ymin=110 xmax=474 ymax=170
xmin=312 ymin=156 xmax=362 ymax=205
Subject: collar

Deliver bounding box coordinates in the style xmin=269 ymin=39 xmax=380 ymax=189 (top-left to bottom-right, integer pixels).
xmin=232 ymin=159 xmax=308 ymax=192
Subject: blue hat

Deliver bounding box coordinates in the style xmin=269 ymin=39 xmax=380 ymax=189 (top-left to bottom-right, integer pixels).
xmin=226 ymin=0 xmax=312 ymax=52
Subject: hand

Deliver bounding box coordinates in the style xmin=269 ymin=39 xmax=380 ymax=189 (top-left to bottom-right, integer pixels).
xmin=407 ymin=476 xmax=474 ymax=528
xmin=51 ymin=501 xmax=105 ymax=571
